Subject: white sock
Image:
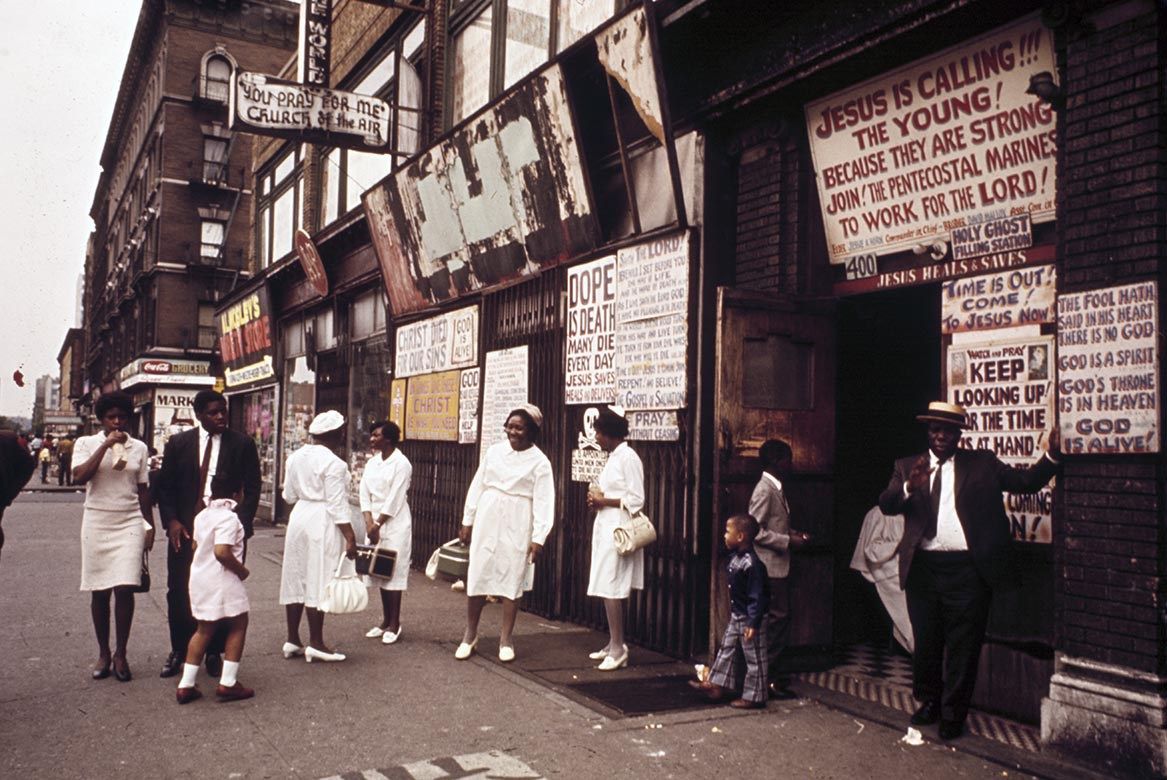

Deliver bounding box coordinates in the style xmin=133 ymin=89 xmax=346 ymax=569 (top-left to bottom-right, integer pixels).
xmin=220 ymin=660 xmax=239 ymax=687
xmin=178 ymin=663 xmax=199 ymax=688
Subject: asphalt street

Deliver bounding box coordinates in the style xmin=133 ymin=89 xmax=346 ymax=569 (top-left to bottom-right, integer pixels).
xmin=0 ymin=491 xmax=1095 ymax=779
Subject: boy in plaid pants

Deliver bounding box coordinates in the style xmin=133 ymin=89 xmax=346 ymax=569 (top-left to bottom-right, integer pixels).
xmin=690 ymin=513 xmax=770 ymax=709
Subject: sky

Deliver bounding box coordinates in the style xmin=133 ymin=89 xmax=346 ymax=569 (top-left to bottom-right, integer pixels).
xmin=0 ymin=2 xmax=143 ymax=418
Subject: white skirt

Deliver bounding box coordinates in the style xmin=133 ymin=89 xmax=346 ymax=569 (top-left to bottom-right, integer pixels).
xmin=466 ymin=488 xmax=535 ymax=600
xmin=80 ymin=507 xmax=146 ymax=591
xmin=371 ymin=514 xmax=411 ymax=591
xmin=587 ymin=506 xmax=644 ymax=599
xmin=279 ymin=500 xmax=345 ymax=608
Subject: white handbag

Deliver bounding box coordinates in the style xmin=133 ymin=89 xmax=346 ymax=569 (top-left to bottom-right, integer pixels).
xmin=613 ymin=502 xmax=656 ymax=556
xmin=319 ymin=555 xmax=368 ymax=614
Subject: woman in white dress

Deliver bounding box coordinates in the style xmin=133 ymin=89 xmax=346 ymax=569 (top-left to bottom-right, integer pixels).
xmin=455 ymin=404 xmax=554 ymax=663
xmin=359 ymin=420 xmax=412 ymax=644
xmin=279 ymin=411 xmax=358 ymax=663
xmin=72 ymin=391 xmax=155 ymax=682
xmin=586 ymin=406 xmax=645 ymax=671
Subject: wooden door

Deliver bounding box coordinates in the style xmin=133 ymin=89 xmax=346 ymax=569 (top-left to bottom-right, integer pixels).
xmin=711 ymin=287 xmax=837 ymax=656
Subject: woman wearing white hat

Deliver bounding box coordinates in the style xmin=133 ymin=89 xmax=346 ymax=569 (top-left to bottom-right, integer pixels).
xmin=278 ymin=410 xmax=358 ymax=663
xmin=455 ymin=404 xmax=554 ymax=663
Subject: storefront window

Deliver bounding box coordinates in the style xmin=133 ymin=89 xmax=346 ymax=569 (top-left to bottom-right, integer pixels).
xmin=504 ymin=0 xmax=551 ymax=89
xmin=347 ymin=335 xmax=392 ymax=501
xmin=556 ymin=0 xmax=616 ymax=52
xmin=282 ymin=355 xmax=316 ymax=477
xmin=230 ymin=387 xmax=277 ymax=513
xmin=452 ymin=6 xmax=493 ymax=124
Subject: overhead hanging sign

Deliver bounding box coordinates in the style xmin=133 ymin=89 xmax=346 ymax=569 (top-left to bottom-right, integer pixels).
xmin=230 ymin=72 xmax=390 ymax=152
xmin=806 ymin=14 xmax=1057 ymax=264
xmin=1057 ymin=281 xmax=1159 ymax=454
xmin=298 ymin=0 xmax=331 ymax=87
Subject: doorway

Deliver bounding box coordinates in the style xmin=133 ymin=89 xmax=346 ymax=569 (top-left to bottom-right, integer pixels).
xmin=833 ymin=283 xmax=940 ymax=648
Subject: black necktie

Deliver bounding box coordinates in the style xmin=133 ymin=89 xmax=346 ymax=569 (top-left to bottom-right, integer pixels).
xmin=197 ymin=435 xmax=214 ymax=510
xmin=925 ymin=460 xmax=944 ymax=540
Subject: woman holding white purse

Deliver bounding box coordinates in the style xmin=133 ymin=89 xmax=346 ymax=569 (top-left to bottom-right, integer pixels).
xmin=278 ymin=410 xmax=358 ymax=663
xmin=359 ymin=420 xmax=412 ymax=645
xmin=585 ymin=406 xmax=645 ymax=671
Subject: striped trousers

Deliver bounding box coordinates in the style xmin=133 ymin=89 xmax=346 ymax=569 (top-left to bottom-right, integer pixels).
xmin=709 ymin=613 xmax=768 ymax=704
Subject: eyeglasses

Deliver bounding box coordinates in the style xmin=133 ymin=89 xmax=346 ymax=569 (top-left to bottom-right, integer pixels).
xmin=502 ymin=424 xmax=526 ymax=433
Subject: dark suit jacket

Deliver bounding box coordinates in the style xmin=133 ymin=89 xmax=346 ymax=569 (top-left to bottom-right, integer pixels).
xmin=156 ymin=427 xmax=261 ymax=537
xmin=878 ymin=448 xmax=1058 ymax=590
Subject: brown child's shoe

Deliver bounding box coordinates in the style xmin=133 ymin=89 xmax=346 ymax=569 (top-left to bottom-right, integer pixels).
xmin=729 ymin=698 xmax=766 ymax=710
xmin=215 ymin=682 xmax=255 ymax=702
xmin=175 ymin=686 xmax=203 ymax=705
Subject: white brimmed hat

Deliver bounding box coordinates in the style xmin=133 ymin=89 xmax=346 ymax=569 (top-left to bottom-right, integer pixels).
xmin=308 ymin=409 xmax=345 ymax=435
xmin=916 ymin=401 xmax=970 ymax=429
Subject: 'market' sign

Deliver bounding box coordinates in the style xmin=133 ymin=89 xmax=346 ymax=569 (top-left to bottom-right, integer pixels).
xmin=230 ymin=72 xmax=390 ymax=152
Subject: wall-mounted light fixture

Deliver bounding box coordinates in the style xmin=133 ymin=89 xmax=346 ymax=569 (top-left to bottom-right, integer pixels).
xmin=913 ymin=241 xmax=947 ymax=261
xmin=1026 ymin=71 xmax=1065 ymax=111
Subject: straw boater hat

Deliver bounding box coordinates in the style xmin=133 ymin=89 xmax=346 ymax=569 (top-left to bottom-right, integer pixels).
xmin=916 ymin=401 xmax=971 ymax=429
xmin=308 ymin=409 xmax=345 ymax=435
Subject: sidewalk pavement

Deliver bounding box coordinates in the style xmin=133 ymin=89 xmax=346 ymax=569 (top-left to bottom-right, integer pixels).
xmin=0 ymin=493 xmax=1110 ymax=779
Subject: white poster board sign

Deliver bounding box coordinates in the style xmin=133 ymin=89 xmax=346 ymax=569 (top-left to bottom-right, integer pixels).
xmin=566 ymin=255 xmax=617 ymax=404
xmin=480 ymin=346 xmax=529 ymax=453
xmin=948 ymin=335 xmax=1056 ymax=542
xmin=940 ymin=265 xmax=1056 ymax=334
xmin=805 ymin=15 xmax=1057 ymax=263
xmin=395 ymin=306 xmax=479 ymax=379
xmin=1057 ymin=281 xmax=1159 ymax=454
xmin=459 ymin=367 xmax=480 ymax=445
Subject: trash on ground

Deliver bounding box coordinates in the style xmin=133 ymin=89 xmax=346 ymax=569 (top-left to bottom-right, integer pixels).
xmin=900 ymin=727 xmax=924 ymax=746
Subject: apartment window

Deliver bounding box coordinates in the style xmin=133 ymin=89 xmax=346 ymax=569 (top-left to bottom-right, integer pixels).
xmin=203 ymin=137 xmax=228 ymax=182
xmin=255 ymin=146 xmax=302 ymax=267
xmin=450 ymin=0 xmax=619 ymax=126
xmin=320 ymin=20 xmax=428 ymax=227
xmin=200 ymin=50 xmax=236 ymax=103
xmin=197 ymin=303 xmax=217 ymax=349
xmin=200 ymin=220 xmax=225 ymax=263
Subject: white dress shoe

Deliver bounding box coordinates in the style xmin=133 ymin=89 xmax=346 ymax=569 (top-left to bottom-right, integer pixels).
xmin=588 ymin=647 xmax=609 ymax=661
xmin=365 ymin=626 xmax=385 ymax=638
xmin=381 ymin=627 xmax=402 ymax=645
xmin=304 ymin=646 xmax=346 ymax=663
xmin=282 ymin=642 xmax=304 ymax=659
xmin=498 ymin=645 xmax=515 ymax=663
xmin=454 ymin=637 xmax=478 ymax=660
xmin=597 ymin=646 xmax=629 ymax=671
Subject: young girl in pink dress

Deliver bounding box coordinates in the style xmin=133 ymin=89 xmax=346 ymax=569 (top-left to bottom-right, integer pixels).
xmin=175 ymin=474 xmax=252 ymax=704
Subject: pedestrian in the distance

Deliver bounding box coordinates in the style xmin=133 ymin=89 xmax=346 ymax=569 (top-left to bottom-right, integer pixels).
xmin=456 ymin=404 xmax=554 ymax=663
xmin=878 ymin=401 xmax=1060 ymax=740
xmin=585 ymin=406 xmax=645 ymax=671
xmin=279 ymin=410 xmax=358 ymax=663
xmin=175 ymin=474 xmax=253 ymax=704
xmin=689 ymin=513 xmax=770 ymax=709
xmin=57 ymin=434 xmax=75 ymax=486
xmin=359 ymin=420 xmax=412 ymax=645
xmin=38 ymin=436 xmax=53 ymax=483
xmin=71 ymin=392 xmax=155 ymax=682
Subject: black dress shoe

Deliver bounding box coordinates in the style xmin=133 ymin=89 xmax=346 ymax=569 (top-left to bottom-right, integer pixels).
xmin=768 ymin=683 xmax=798 ymax=700
xmin=160 ymin=651 xmax=183 ymax=679
xmin=938 ymin=720 xmax=964 ymax=740
xmin=910 ymin=700 xmax=941 ymax=726
xmin=112 ymin=657 xmax=132 ymax=682
xmin=205 ymin=653 xmax=223 ymax=678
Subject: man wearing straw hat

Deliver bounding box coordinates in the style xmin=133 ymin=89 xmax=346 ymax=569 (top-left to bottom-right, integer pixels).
xmin=878 ymin=401 xmax=1059 ymax=740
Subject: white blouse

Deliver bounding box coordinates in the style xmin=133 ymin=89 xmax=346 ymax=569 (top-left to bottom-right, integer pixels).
xmin=359 ymin=448 xmax=412 ymax=523
xmin=73 ymin=434 xmax=149 ymax=512
xmin=462 ymin=441 xmax=555 ymax=546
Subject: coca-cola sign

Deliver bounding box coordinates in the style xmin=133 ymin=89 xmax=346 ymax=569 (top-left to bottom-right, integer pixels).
xmin=142 ymin=361 xmax=172 ymax=373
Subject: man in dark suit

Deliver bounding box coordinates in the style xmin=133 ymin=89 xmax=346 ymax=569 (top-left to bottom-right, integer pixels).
xmin=156 ymin=389 xmax=261 ymax=678
xmin=878 ymin=401 xmax=1059 ymax=740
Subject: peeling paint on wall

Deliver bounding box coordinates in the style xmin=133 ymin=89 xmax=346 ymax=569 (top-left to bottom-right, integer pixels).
xmin=595 ymin=7 xmax=665 ymax=145
xmin=363 ymin=64 xmax=599 ymax=316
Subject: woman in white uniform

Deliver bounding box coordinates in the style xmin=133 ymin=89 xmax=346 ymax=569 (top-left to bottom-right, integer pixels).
xmin=279 ymin=411 xmax=358 ymax=663
xmin=586 ymin=406 xmax=645 ymax=671
xmin=72 ymin=391 xmax=155 ymax=682
xmin=359 ymin=420 xmax=412 ymax=644
xmin=455 ymin=404 xmax=554 ymax=663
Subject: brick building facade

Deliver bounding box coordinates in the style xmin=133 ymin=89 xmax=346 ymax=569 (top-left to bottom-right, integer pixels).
xmin=82 ymin=0 xmax=297 ymax=456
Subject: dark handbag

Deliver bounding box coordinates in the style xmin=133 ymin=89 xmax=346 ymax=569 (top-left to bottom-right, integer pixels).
xmin=435 ymin=539 xmax=470 ymax=581
xmin=132 ymin=550 xmax=150 ymax=593
xmin=354 ymin=544 xmax=397 ymax=579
